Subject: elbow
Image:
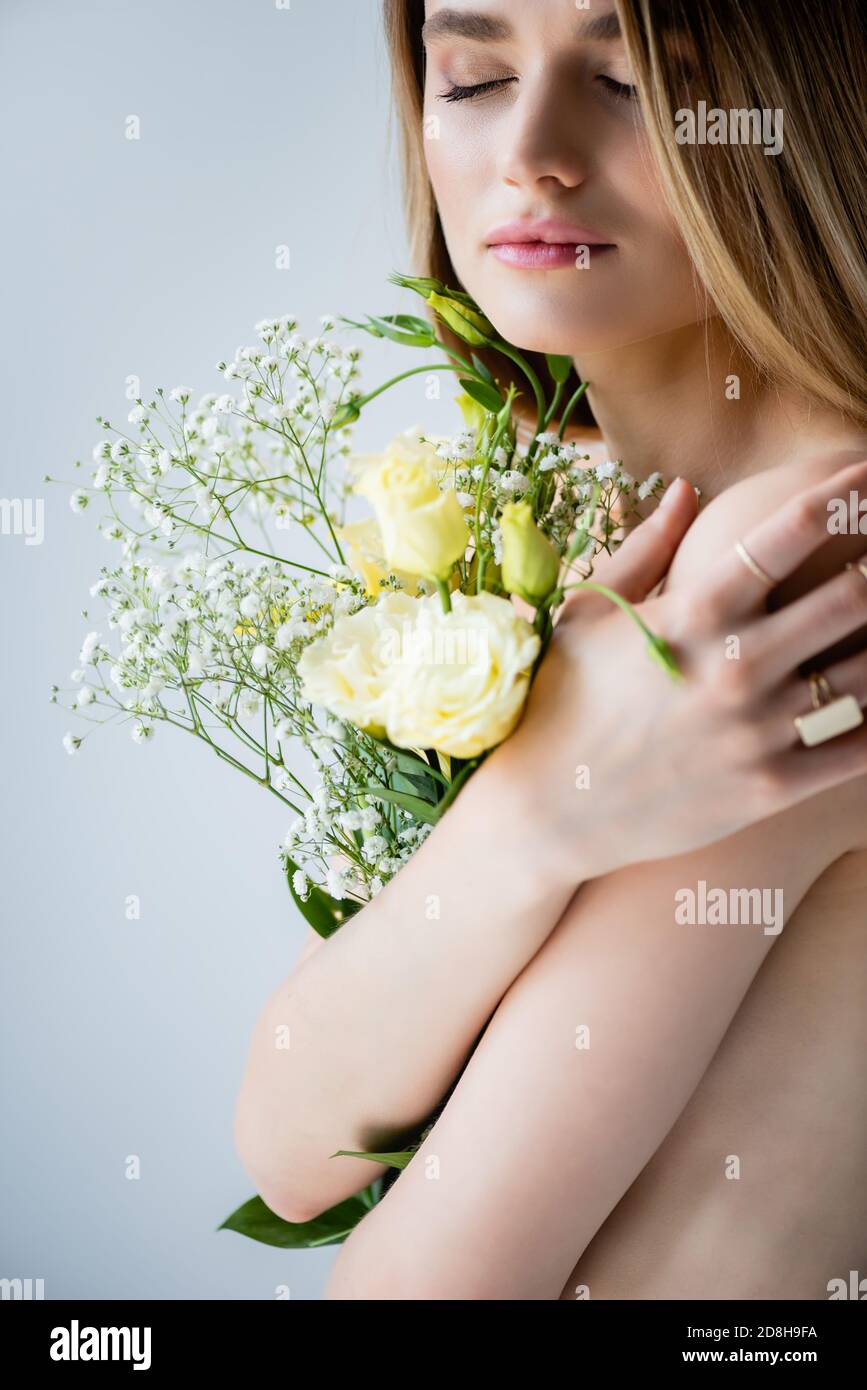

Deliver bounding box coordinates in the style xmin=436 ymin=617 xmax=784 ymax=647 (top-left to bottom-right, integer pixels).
xmin=233 ymin=1099 xmax=324 ymax=1227
xmin=254 ymin=1179 xmax=324 ymax=1229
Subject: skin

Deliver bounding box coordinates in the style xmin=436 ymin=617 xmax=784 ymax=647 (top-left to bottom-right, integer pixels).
xmin=420 ymin=0 xmax=859 ymax=498
xmin=233 ymin=0 xmax=867 ymax=1297
xmin=324 ymin=0 xmax=867 ymax=1296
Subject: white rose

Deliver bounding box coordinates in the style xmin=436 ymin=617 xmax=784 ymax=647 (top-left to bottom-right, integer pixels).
xmin=383 ymin=591 xmax=540 ymax=758
xmin=297 ymin=591 xmax=418 ymax=736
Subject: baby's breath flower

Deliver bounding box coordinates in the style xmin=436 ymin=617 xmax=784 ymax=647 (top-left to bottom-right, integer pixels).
xmin=638 ymin=471 xmax=663 ymax=500
xmin=594 ymin=460 xmax=619 ymax=481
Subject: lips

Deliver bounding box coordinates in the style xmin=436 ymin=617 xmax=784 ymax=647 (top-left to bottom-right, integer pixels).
xmin=485 ymin=219 xmax=616 ymax=269
xmin=485 ymin=218 xmax=614 ymax=247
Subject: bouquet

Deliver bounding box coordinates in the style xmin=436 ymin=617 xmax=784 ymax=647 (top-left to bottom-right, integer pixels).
xmin=52 ymin=272 xmax=678 ymax=1249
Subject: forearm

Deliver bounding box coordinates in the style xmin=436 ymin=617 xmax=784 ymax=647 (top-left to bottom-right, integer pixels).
xmin=233 ymin=752 xmax=581 ymax=1223
xmin=324 ymin=794 xmax=845 ymax=1299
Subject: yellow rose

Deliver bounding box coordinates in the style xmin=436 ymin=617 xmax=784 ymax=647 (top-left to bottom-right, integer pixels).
xmin=352 ymin=429 xmax=470 ymax=581
xmin=500 ymin=499 xmax=561 ymax=605
xmin=347 ymin=425 xmax=453 ymax=493
xmin=296 ymin=591 xmax=418 ymax=737
xmin=334 ymin=517 xmax=424 ymax=599
xmin=383 ymin=591 xmax=541 ymax=758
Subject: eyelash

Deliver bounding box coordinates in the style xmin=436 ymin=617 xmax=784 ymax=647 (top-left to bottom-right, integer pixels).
xmin=438 ymin=74 xmax=638 ymax=104
xmin=438 ymin=77 xmax=514 ymax=103
xmin=597 ymin=74 xmax=639 ymax=102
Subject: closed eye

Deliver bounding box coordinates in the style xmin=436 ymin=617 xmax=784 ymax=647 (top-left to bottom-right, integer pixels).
xmin=437 ymin=73 xmax=639 ymax=105
xmin=596 ymin=74 xmax=639 ymax=101
xmin=438 ymin=77 xmax=516 ymax=103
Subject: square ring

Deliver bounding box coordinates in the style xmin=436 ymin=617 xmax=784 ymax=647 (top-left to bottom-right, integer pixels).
xmin=794 ymin=694 xmax=864 ymax=747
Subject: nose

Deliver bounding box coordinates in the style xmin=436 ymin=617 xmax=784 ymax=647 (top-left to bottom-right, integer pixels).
xmin=497 ymin=76 xmax=590 ymax=193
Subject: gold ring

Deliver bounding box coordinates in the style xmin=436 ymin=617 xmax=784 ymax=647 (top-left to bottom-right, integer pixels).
xmin=734 ymin=539 xmax=776 ymax=588
xmin=794 ymin=669 xmax=864 ymax=747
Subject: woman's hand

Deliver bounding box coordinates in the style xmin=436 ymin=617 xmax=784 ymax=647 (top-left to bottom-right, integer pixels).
xmin=488 ymin=460 xmax=867 ymax=879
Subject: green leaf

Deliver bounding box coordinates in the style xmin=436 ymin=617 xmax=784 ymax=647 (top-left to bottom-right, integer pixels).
xmin=458 ymin=377 xmax=503 ymax=414
xmin=387 ymin=313 xmax=437 ymax=336
xmin=546 ymin=353 xmax=573 ymax=384
xmin=332 ymin=1148 xmax=415 ymax=1170
xmin=366 ymin=314 xmax=436 ymax=348
xmin=471 ymin=354 xmax=496 ymax=385
xmin=428 ymin=756 xmax=482 ymax=820
xmin=392 ymin=768 xmax=440 ymax=802
xmin=381 ymin=742 xmax=449 ymax=787
xmin=337 ymin=313 xmax=375 ymax=335
xmin=285 ymin=855 xmax=360 ymax=939
xmin=361 ymin=783 xmax=440 ymax=824
xmin=218 ymin=1192 xmax=374 ymax=1249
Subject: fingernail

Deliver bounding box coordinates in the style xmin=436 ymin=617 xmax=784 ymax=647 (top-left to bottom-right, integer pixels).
xmin=660 ymin=477 xmax=682 ymax=508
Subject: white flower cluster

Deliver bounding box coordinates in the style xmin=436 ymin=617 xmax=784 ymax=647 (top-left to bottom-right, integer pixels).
xmin=56 ymin=305 xmax=668 ymax=911
xmin=437 ymin=428 xmax=663 ymax=568
xmin=66 ymin=317 xmax=363 ymax=563
xmin=283 ymin=749 xmax=435 ymax=905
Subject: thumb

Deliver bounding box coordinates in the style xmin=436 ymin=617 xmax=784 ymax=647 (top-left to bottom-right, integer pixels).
xmin=587 ymin=476 xmax=698 ymax=602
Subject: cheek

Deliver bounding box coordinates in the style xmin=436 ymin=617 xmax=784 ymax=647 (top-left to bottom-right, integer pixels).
xmin=424 ymin=110 xmax=489 ymax=220
xmin=613 ymin=130 xmax=684 ymax=252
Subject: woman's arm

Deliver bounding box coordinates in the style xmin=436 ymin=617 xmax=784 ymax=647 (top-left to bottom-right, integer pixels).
xmin=232 ymin=486 xmax=699 ymax=1224
xmin=323 ymin=778 xmax=866 ymax=1300
xmin=556 ymin=838 xmax=867 ymax=1300
xmin=233 ymin=758 xmax=582 ymax=1224
xmin=235 ymin=462 xmax=867 ymax=1225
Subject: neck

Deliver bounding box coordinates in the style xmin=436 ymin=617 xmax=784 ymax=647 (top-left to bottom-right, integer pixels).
xmin=569 ymin=317 xmax=833 ymax=504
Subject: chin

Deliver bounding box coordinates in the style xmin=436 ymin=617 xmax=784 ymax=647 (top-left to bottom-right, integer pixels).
xmin=459 ymin=261 xmax=638 ymax=355
xmin=479 ymin=297 xmax=643 ymax=357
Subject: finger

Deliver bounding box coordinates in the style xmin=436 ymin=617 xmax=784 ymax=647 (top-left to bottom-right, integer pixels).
xmin=574 ymin=477 xmax=699 ymax=604
xmin=746 ymin=551 xmax=867 ymax=684
xmin=767 ymin=719 xmax=867 ymax=809
xmin=704 ymin=458 xmax=867 ymax=618
xmin=777 ymin=646 xmax=867 ymax=730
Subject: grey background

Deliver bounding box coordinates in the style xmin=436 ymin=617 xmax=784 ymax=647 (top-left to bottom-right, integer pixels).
xmin=1 ymin=0 xmax=456 ymax=1300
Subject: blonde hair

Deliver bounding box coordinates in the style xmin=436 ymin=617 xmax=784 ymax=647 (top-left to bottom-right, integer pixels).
xmin=382 ymin=0 xmax=867 ymax=430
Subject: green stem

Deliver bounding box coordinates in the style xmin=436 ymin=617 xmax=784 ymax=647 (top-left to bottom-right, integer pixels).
xmin=436 ymin=578 xmax=452 ymax=613
xmin=546 ymin=580 xmax=683 ymax=680
xmin=558 ymin=380 xmax=590 ymax=440
xmin=350 ymin=363 xmax=464 ymax=411
xmin=541 ymin=379 xmax=564 ymax=432
xmin=495 ymin=345 xmax=546 ymax=439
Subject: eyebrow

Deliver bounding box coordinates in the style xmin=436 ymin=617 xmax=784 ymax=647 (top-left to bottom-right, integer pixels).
xmin=421 ymin=8 xmax=623 ymax=46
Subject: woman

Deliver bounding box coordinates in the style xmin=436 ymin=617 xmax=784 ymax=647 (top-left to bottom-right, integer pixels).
xmin=234 ymin=0 xmax=867 ymax=1298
